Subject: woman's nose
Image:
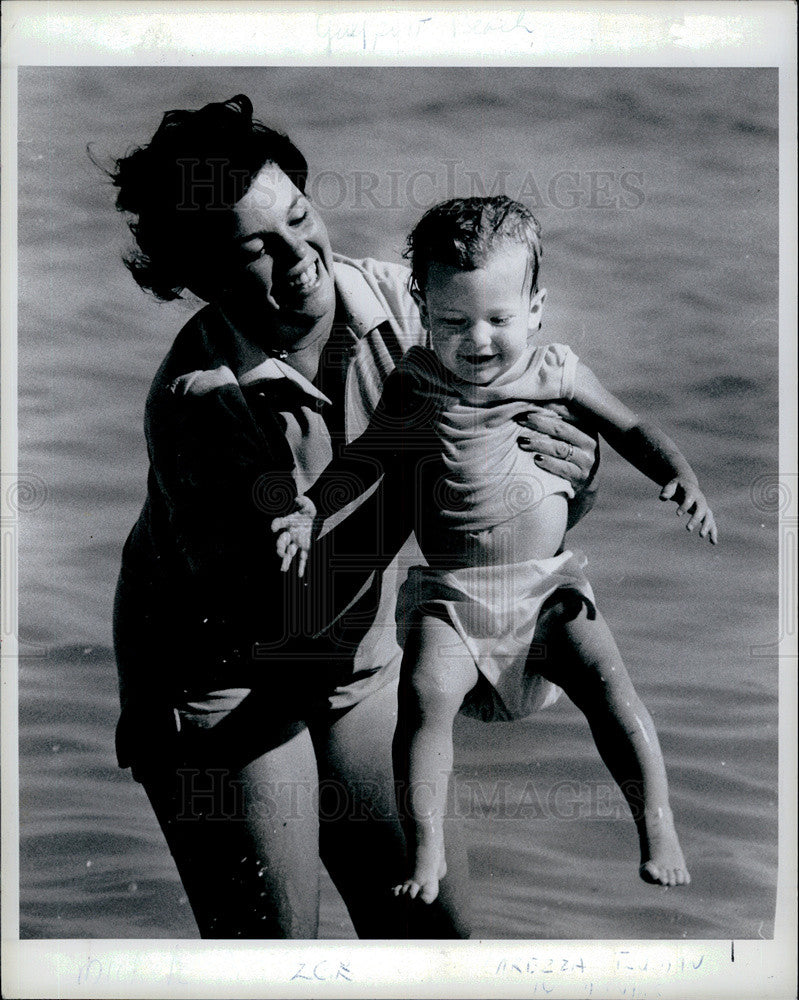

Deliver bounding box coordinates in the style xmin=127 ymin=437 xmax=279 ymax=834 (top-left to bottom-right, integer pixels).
xmin=257 ymin=226 xmax=306 ymax=267
xmin=275 ymin=227 xmax=307 ymax=264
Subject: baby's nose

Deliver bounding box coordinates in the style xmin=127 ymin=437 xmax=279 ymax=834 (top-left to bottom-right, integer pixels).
xmin=468 ymin=322 xmax=494 ymax=348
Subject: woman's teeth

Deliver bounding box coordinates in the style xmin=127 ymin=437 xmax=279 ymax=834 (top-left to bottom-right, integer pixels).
xmin=285 ymin=260 xmax=319 ymax=292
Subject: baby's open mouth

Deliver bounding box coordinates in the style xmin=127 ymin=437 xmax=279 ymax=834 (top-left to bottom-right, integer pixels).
xmin=461 ymin=354 xmax=497 ymax=366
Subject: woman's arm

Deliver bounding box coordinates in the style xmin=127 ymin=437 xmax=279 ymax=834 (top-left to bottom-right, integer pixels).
xmin=148 ymin=381 xmax=291 ymax=576
xmin=570 ymin=362 xmax=718 ymax=543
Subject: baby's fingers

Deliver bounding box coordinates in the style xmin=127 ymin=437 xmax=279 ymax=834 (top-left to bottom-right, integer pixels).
xmin=676 ymin=485 xmax=700 ymax=516
xmin=686 ymin=500 xmax=707 ymax=532
xmin=281 ymin=541 xmax=298 ymax=573
xmin=275 ymin=530 xmax=291 ymax=559
xmin=660 ymin=478 xmax=679 ymax=501
xmin=276 ymin=531 xmax=297 ymax=572
xmin=297 ymin=548 xmax=308 ymax=579
xmin=699 ymin=510 xmax=719 ymax=545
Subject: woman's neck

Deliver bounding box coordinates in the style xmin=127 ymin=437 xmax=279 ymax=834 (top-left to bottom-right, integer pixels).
xmin=221 ymin=304 xmax=335 ymax=382
xmin=272 ymin=319 xmax=333 ymax=381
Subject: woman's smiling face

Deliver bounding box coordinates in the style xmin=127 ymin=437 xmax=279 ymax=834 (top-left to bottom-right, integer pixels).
xmin=418 ymin=244 xmax=546 ymax=385
xmin=204 ymin=163 xmax=336 ymax=342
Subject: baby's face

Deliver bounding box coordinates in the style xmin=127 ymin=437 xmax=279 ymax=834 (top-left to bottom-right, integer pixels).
xmin=419 ymin=245 xmax=545 ymax=385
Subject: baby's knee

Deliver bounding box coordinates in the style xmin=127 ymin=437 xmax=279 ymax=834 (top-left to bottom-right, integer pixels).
xmin=401 ymin=618 xmax=477 ymax=719
xmin=406 ymin=671 xmax=465 ymax=723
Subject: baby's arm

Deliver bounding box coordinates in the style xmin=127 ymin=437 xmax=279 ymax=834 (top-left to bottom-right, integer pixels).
xmin=571 ymin=363 xmax=718 ymax=543
xmin=271 ymin=366 xmax=409 ymax=572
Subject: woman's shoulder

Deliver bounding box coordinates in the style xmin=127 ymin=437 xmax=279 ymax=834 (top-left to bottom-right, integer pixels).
xmin=332 ymin=254 xmax=424 ymax=350
xmin=335 ymin=255 xmax=411 ymax=289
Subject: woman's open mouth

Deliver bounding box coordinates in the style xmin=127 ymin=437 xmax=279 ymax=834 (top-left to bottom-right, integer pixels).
xmin=276 ymin=258 xmax=322 ymax=302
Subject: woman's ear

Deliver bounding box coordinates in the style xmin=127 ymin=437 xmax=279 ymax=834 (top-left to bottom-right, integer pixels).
xmin=529 ymin=287 xmax=547 ymax=331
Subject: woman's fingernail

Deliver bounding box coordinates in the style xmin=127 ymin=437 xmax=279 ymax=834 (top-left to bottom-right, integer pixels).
xmin=518 ymin=436 xmax=531 ymax=445
xmin=534 ymin=454 xmax=543 ymax=463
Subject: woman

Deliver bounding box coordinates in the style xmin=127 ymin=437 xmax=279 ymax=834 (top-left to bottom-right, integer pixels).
xmin=111 ymin=94 xmax=598 ymax=939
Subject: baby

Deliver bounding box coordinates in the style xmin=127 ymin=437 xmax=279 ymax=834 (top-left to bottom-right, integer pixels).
xmin=273 ymin=197 xmax=717 ymax=904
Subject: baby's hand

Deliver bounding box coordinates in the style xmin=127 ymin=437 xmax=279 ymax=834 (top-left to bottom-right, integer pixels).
xmin=271 ymin=496 xmax=317 ymax=576
xmin=660 ymin=478 xmax=718 ymax=544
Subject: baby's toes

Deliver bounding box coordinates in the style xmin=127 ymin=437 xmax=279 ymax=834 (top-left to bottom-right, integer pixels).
xmin=640 ymin=861 xmax=676 ymax=886
xmin=673 ymin=867 xmax=691 ymax=886
xmin=639 ymin=861 xmax=662 ymax=884
xmin=419 ymin=879 xmax=440 ymax=905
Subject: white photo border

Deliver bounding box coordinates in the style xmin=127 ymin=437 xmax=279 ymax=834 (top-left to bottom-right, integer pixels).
xmin=1 ymin=2 xmax=796 ymax=998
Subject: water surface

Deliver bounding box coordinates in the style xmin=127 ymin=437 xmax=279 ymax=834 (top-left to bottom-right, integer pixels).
xmin=17 ymin=66 xmax=778 ymax=939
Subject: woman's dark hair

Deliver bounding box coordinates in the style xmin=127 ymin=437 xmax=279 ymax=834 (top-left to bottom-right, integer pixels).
xmin=109 ymin=95 xmax=308 ymax=301
xmin=406 ymin=196 xmax=543 ymax=298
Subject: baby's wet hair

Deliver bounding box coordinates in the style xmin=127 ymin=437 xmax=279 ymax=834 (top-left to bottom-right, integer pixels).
xmin=105 ymin=94 xmax=308 ymax=301
xmin=406 ymin=196 xmax=543 ymax=298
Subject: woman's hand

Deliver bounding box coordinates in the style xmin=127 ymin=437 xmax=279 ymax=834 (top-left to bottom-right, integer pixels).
xmin=660 ymin=478 xmax=718 ymax=544
xmin=271 ymin=496 xmax=317 ymax=577
xmin=514 ymin=406 xmax=599 ymax=528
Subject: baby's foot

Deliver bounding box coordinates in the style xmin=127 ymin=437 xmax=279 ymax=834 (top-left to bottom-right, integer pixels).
xmin=393 ymin=857 xmax=447 ymax=905
xmin=392 ymin=820 xmax=448 ymax=905
xmin=638 ymin=807 xmax=690 ymax=887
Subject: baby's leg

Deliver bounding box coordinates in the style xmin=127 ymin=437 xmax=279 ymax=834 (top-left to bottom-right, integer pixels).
xmin=393 ymin=613 xmax=479 ymax=904
xmin=536 ymin=598 xmax=689 ymax=887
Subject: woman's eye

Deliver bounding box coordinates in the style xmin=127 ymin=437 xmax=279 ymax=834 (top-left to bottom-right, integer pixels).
xmin=491 ymin=316 xmax=512 ymax=326
xmin=289 ymin=207 xmax=309 ymax=227
xmin=239 ymin=239 xmax=265 ymax=261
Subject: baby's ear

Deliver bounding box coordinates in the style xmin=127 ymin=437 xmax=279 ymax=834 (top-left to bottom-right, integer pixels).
xmin=529 ymin=287 xmax=547 ymax=331
xmin=412 ymin=287 xmax=430 ymax=329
